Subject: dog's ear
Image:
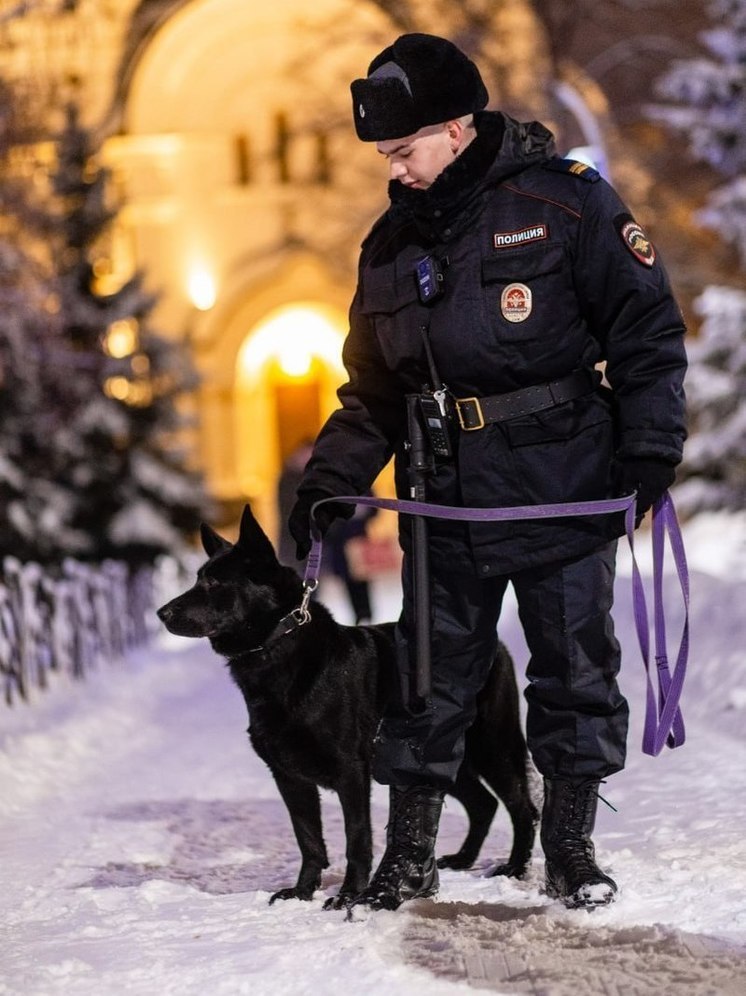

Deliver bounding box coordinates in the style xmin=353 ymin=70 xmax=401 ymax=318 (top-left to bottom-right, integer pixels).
xmin=236 ymin=504 xmax=277 ymax=563
xmin=200 ymin=522 xmax=232 ymax=557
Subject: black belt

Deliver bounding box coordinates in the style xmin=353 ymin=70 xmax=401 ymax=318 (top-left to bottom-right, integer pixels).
xmin=454 ymin=368 xmax=601 ymax=431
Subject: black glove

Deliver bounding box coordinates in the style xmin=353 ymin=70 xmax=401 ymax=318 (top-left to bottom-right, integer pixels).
xmin=288 ymin=492 xmax=354 ymax=560
xmin=615 ymin=458 xmax=676 ymax=518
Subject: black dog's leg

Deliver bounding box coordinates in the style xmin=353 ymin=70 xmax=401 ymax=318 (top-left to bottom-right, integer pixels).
xmin=481 ymin=755 xmax=538 ymax=879
xmin=269 ymin=770 xmax=329 ymax=904
xmin=323 ymin=767 xmax=373 ymax=910
xmin=437 ymin=640 xmax=538 ymax=879
xmin=438 ymin=760 xmax=498 ymax=871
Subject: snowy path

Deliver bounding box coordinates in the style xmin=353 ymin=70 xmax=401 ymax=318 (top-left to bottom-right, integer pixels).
xmin=2 ymin=521 xmax=746 ymax=995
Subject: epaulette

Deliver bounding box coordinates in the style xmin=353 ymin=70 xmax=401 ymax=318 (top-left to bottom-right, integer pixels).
xmin=542 ymin=158 xmax=600 ymax=182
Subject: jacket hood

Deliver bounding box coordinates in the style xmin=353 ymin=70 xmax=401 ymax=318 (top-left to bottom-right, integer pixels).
xmin=387 ymin=111 xmax=555 ymax=240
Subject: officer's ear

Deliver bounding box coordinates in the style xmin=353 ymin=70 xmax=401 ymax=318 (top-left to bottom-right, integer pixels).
xmin=447 ymin=116 xmax=472 ymax=155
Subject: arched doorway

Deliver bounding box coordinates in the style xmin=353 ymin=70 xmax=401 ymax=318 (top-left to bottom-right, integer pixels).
xmin=234 ymin=302 xmax=346 ymax=543
xmin=106 ymin=0 xmax=550 ymax=542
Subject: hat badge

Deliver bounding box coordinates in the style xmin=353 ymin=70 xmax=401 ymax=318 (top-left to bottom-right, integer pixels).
xmin=358 ymin=103 xmax=366 ymax=118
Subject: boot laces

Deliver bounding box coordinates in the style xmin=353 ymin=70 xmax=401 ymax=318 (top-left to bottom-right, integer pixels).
xmin=553 ymin=833 xmax=601 ymax=884
xmin=551 ymin=782 xmax=608 ymax=886
xmin=384 ymin=791 xmax=427 ymax=847
xmin=364 ymin=831 xmax=424 ymax=899
xmin=367 ymin=793 xmax=432 ymax=896
xmin=389 ymin=810 xmax=419 ymax=847
xmin=367 ymin=850 xmax=409 ymax=894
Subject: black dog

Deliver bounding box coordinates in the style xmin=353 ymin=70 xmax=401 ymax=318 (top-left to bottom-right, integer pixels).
xmin=157 ymin=505 xmax=537 ymax=909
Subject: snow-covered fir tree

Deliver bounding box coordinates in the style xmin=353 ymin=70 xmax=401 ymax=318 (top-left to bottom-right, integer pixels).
xmin=0 ymin=244 xmax=84 ymax=562
xmin=652 ymin=0 xmax=746 ymax=264
xmin=0 ymin=78 xmax=88 ymax=562
xmin=651 ymin=0 xmax=746 ymax=513
xmin=50 ymin=104 xmax=209 ymax=564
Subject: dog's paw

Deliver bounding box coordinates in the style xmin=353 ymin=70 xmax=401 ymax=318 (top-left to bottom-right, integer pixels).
xmin=437 ymin=852 xmax=475 ymax=871
xmin=485 ymin=860 xmax=529 ymax=880
xmin=322 ymin=893 xmax=354 ymax=911
xmin=268 ymin=887 xmax=315 ymax=904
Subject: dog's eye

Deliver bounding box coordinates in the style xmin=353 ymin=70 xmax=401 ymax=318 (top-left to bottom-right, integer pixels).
xmin=201 ymin=576 xmax=219 ymax=589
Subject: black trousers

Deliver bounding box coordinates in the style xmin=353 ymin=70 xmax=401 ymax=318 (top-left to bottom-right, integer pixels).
xmin=372 ymin=541 xmax=628 ymax=789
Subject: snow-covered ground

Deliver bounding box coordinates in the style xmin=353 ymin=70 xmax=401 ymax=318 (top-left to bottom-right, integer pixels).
xmin=2 ymin=511 xmax=745 ymax=995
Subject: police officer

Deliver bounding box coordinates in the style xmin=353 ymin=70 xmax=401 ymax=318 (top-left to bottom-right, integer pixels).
xmin=289 ymin=33 xmax=687 ymax=912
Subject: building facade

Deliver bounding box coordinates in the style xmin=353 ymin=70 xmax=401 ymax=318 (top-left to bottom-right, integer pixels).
xmin=1 ymin=0 xmax=552 ymax=537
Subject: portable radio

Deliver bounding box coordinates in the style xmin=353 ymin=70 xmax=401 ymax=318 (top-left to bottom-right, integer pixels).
xmin=418 ymin=393 xmax=453 ymax=458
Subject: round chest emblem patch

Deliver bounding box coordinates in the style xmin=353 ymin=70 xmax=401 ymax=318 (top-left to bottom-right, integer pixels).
xmin=501 ymin=282 xmax=532 ymax=323
xmin=621 ymin=220 xmax=655 ymax=267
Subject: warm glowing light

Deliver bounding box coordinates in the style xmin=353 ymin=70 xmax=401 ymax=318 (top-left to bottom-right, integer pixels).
xmin=104 ymin=376 xmax=130 ymax=400
xmin=187 ymin=267 xmax=217 ymax=311
xmin=104 ymin=319 xmax=138 ymax=358
xmin=278 ymin=339 xmax=312 ymax=377
xmin=238 ymin=304 xmax=345 ymax=380
xmin=103 ymin=376 xmax=152 ymax=406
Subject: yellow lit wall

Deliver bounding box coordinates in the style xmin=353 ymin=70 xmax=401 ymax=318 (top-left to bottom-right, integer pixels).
xmin=89 ymin=0 xmax=548 ymax=532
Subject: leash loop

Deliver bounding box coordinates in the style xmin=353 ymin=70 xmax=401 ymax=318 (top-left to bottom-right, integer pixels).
xmin=635 ymin=492 xmax=689 ymax=755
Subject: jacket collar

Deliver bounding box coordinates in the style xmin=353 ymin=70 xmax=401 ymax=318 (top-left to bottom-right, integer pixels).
xmin=387 ymin=111 xmax=555 ymax=242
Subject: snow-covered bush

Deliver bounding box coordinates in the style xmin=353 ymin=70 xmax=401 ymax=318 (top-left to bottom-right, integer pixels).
xmin=674 ymin=286 xmax=746 ymax=514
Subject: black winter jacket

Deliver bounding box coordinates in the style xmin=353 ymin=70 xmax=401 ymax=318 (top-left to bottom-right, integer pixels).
xmin=298 ymin=112 xmax=687 ymax=575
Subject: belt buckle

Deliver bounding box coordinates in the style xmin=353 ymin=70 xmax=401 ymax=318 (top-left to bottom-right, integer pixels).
xmin=456 ymin=396 xmax=485 ymax=431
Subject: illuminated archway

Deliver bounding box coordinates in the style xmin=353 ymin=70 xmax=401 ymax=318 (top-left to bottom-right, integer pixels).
xmin=235 ymin=301 xmax=346 ymax=542
xmin=109 ymin=0 xmax=549 ymax=533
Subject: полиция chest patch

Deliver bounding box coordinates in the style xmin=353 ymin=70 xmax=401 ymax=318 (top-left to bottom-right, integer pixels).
xmin=493 ymin=224 xmax=549 ymax=249
xmin=501 ymin=282 xmax=532 ymax=323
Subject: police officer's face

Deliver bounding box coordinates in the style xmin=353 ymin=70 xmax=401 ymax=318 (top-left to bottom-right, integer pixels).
xmin=377 ymin=121 xmax=462 ymax=190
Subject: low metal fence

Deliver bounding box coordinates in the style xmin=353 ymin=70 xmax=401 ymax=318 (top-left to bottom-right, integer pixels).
xmin=0 ymin=556 xmax=161 ymax=706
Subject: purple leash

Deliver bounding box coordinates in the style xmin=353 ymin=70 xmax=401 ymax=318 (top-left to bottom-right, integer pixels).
xmin=630 ymin=492 xmax=688 ymax=755
xmin=304 ymin=491 xmax=689 ymax=757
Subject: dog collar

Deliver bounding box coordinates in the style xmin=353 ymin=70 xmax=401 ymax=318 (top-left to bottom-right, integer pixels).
xmin=246 ymin=610 xmax=306 ymax=655
xmin=246 ymin=580 xmax=317 ymax=655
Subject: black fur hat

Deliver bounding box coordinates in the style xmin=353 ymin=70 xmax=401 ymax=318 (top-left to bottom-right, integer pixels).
xmin=350 ymin=33 xmax=489 ymax=142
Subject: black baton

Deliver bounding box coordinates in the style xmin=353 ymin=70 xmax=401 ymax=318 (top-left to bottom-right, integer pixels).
xmin=405 ymin=394 xmax=432 ymax=703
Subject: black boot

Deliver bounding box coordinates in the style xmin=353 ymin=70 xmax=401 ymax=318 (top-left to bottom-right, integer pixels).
xmin=541 ymin=778 xmax=618 ymax=910
xmin=346 ymin=785 xmax=444 ymax=913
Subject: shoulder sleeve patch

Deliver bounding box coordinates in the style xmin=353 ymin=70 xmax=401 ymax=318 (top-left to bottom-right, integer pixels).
xmin=614 ymin=212 xmax=656 ymax=267
xmin=543 ymin=158 xmax=600 ymax=183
